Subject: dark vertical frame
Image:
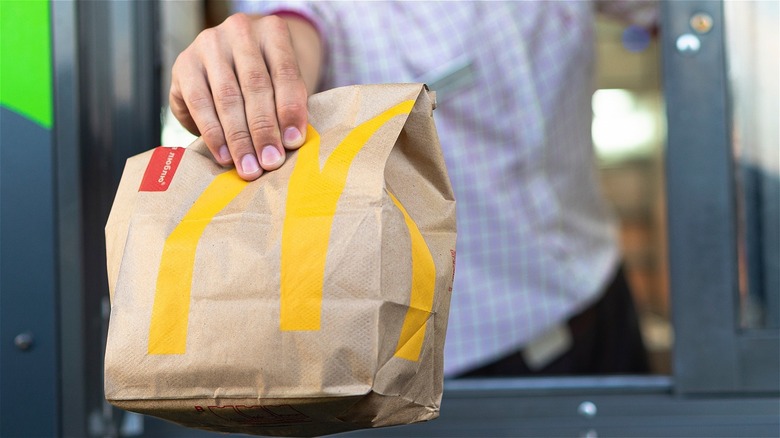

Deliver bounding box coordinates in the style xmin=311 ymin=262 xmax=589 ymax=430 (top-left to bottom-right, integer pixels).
xmin=74 ymin=0 xmax=162 ymax=435
xmin=52 ymin=0 xmax=87 ymax=436
xmin=661 ymin=0 xmax=779 ymax=394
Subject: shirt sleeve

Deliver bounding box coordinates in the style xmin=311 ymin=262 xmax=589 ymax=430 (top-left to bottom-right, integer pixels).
xmin=596 ymin=0 xmax=659 ymax=29
xmin=231 ymin=1 xmax=325 ymax=36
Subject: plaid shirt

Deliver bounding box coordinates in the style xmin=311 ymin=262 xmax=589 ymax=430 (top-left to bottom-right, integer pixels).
xmin=235 ymin=0 xmax=657 ymax=376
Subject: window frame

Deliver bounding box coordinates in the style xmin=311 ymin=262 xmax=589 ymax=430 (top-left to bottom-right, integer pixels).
xmin=662 ymin=0 xmax=780 ymax=394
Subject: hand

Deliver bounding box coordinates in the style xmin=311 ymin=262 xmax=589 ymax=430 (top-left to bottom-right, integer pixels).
xmin=170 ymin=13 xmax=321 ymax=181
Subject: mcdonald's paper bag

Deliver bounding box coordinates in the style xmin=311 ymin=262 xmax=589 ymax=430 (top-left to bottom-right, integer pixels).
xmin=104 ymin=83 xmax=457 ymax=437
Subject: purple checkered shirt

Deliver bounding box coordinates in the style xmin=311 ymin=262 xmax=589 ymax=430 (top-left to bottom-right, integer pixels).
xmin=234 ymin=0 xmax=658 ymax=376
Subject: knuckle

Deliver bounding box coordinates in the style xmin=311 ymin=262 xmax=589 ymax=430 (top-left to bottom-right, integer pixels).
xmin=242 ymin=69 xmax=274 ymax=94
xmin=171 ymin=51 xmax=197 ymax=78
xmin=276 ymin=101 xmax=306 ymax=122
xmin=272 ymin=61 xmax=301 ymax=82
xmin=247 ymin=114 xmax=278 ymax=136
xmin=194 ymin=27 xmax=218 ymax=46
xmin=214 ymin=84 xmax=244 ymax=107
xmin=187 ymin=91 xmax=214 ymax=111
xmin=199 ymin=122 xmax=224 ymax=141
xmin=226 ymin=129 xmax=252 ymax=145
xmin=224 ymin=13 xmax=253 ymax=37
xmin=224 ymin=12 xmax=249 ymax=28
xmin=261 ymin=14 xmax=288 ymax=33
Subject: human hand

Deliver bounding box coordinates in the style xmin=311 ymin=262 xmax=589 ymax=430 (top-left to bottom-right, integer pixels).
xmin=170 ymin=13 xmax=321 ymax=181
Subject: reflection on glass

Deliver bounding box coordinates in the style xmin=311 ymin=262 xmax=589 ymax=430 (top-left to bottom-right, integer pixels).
xmin=725 ymin=1 xmax=780 ymax=329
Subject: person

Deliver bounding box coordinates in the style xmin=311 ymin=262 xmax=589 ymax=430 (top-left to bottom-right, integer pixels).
xmin=170 ymin=0 xmax=656 ymax=377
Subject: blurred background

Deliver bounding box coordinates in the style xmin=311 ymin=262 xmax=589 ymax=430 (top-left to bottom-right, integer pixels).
xmin=1 ymin=1 xmax=777 ymax=437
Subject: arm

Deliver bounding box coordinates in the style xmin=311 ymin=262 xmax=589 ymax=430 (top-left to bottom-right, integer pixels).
xmin=169 ymin=13 xmax=323 ymax=181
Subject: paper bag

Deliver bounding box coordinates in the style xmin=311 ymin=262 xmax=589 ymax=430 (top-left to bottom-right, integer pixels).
xmin=104 ymin=83 xmax=457 ymax=437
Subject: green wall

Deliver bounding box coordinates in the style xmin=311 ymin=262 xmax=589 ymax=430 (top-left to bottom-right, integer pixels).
xmin=0 ymin=0 xmax=53 ymax=128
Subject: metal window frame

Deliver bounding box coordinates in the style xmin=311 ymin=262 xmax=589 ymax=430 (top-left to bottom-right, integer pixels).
xmin=662 ymin=0 xmax=780 ymax=394
xmin=52 ymin=0 xmax=86 ymax=436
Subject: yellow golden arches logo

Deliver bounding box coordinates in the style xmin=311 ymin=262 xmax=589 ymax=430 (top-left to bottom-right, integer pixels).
xmin=387 ymin=190 xmax=436 ymax=362
xmin=148 ymin=170 xmax=248 ymax=355
xmin=148 ymin=99 xmax=435 ymax=361
xmin=280 ymin=100 xmax=415 ymax=331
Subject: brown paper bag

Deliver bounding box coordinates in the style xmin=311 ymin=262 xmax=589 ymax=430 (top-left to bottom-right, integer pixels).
xmin=104 ymin=83 xmax=457 ymax=437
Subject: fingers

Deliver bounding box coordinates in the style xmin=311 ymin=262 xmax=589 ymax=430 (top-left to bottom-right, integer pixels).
xmin=232 ymin=14 xmax=309 ymax=173
xmin=201 ymin=28 xmax=264 ymax=179
xmin=171 ymin=29 xmax=240 ymax=171
xmin=169 ymin=79 xmax=199 ymax=137
xmin=259 ymin=16 xmax=309 ymax=151
xmin=231 ymin=16 xmax=285 ymax=173
xmin=168 ymin=13 xmax=312 ymax=182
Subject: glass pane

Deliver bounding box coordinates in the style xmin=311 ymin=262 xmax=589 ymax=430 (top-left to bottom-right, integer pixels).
xmin=593 ymin=16 xmax=671 ymax=374
xmin=724 ymin=1 xmax=780 ymax=329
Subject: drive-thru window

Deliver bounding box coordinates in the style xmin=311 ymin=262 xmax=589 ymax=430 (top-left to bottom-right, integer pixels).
xmin=1 ymin=1 xmax=777 ymax=436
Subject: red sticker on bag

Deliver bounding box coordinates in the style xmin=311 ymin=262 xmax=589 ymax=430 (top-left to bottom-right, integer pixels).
xmin=139 ymin=146 xmax=185 ymax=192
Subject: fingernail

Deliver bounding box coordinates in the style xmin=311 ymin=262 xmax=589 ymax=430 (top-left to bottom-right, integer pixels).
xmin=283 ymin=127 xmax=303 ymax=148
xmin=261 ymin=145 xmax=283 ymax=167
xmin=240 ymin=154 xmax=261 ymax=175
xmin=218 ymin=145 xmax=231 ymax=163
